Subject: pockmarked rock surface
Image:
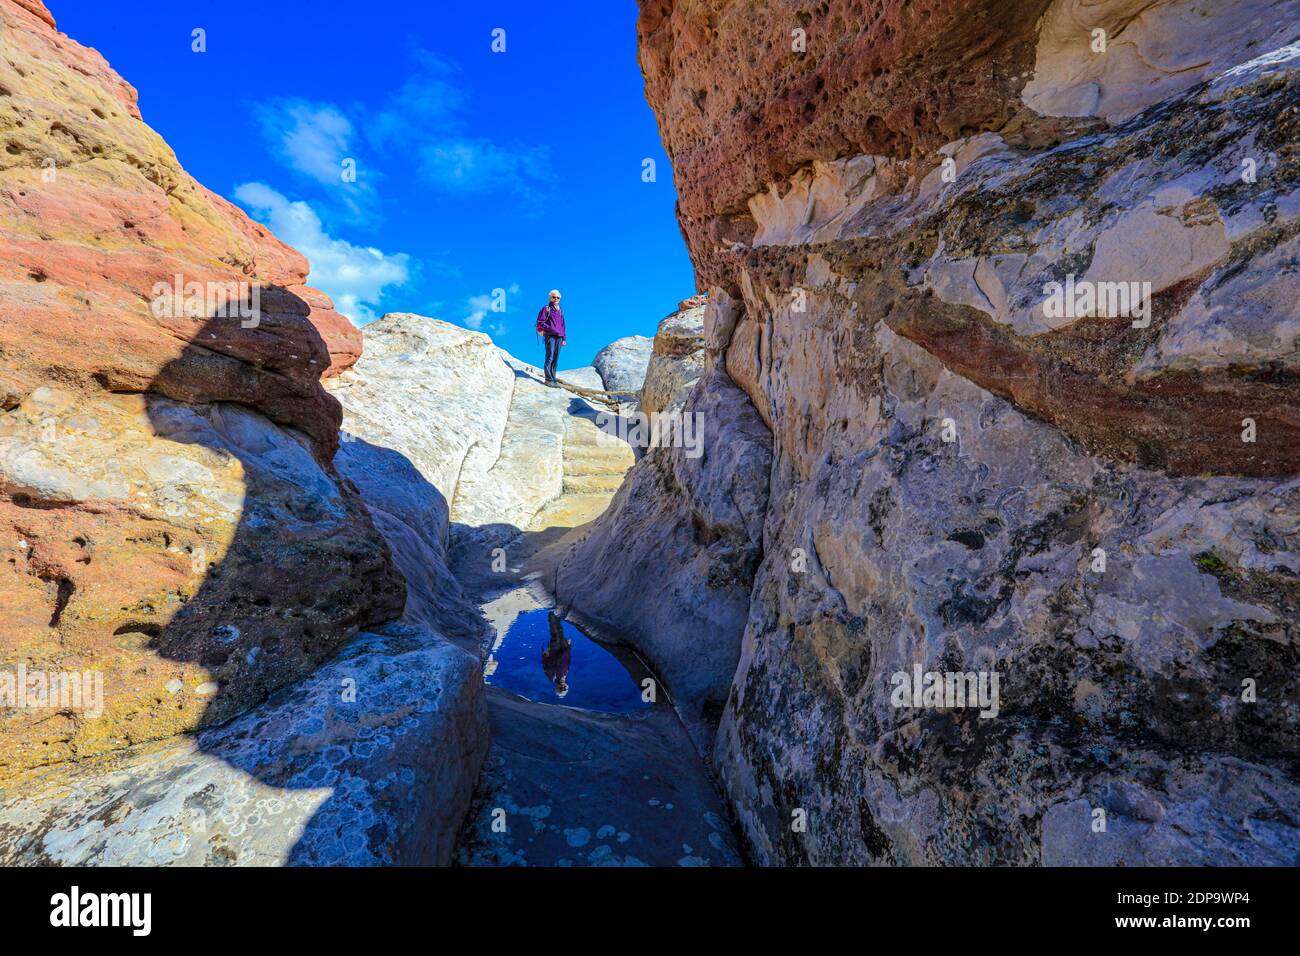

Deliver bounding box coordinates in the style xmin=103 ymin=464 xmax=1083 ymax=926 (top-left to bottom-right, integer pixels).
xmin=0 ymin=386 xmax=404 ymax=775
xmin=632 ymin=0 xmax=1300 ymax=864
xmin=456 ymin=686 xmax=742 ymax=867
xmin=0 ymin=622 xmax=487 ymax=866
xmin=0 ymin=0 xmax=406 ymax=779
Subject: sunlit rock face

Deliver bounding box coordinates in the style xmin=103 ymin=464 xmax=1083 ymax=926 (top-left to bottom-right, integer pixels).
xmin=636 ymin=0 xmax=1300 ymax=864
xmin=325 ymin=314 xmax=516 ymax=651
xmin=0 ymin=0 xmax=408 ymax=779
xmin=0 ymin=1 xmax=359 ymax=450
xmin=1021 ymin=0 xmax=1298 ymax=122
xmin=0 ymin=385 xmax=406 ymax=779
xmin=641 ymin=303 xmax=706 ymax=418
xmin=326 ymin=316 xmax=516 ymax=513
xmin=326 ymin=313 xmax=635 ymax=549
xmin=594 ymin=335 xmax=655 ymax=395
xmin=0 ymin=3 xmax=490 ymax=867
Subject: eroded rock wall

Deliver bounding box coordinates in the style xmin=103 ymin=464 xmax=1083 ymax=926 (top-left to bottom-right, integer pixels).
xmin=555 ymin=364 xmax=772 ymax=747
xmin=0 ymin=2 xmax=488 ymax=865
xmin=0 ymin=0 xmax=409 ymax=777
xmin=637 ymin=0 xmax=1300 ymax=863
xmin=0 ymin=0 xmax=360 ymax=448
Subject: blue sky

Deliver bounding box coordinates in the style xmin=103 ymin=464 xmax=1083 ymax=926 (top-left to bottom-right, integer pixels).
xmin=54 ymin=0 xmax=697 ymax=365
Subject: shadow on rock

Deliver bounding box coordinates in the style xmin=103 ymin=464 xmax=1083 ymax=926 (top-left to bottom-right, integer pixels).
xmin=0 ymin=301 xmax=488 ymax=865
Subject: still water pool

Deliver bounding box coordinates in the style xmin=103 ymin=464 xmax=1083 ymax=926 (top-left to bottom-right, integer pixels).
xmin=484 ymin=605 xmax=654 ymax=714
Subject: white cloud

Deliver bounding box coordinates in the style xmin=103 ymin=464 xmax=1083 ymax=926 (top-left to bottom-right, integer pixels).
xmin=256 ymin=100 xmax=355 ymax=186
xmin=465 ymin=293 xmax=494 ymax=331
xmin=369 ymin=52 xmax=465 ymax=146
xmin=367 ymin=52 xmax=552 ymax=196
xmin=465 ymin=283 xmax=519 ymax=333
xmin=253 ymin=55 xmax=550 ymax=206
xmin=233 ymin=182 xmax=410 ymax=324
xmin=419 ymin=141 xmax=551 ymax=195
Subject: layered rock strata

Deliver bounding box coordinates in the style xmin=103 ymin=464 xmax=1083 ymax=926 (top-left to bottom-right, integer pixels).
xmin=625 ymin=0 xmax=1300 ymax=864
xmin=0 ymin=2 xmax=486 ymax=865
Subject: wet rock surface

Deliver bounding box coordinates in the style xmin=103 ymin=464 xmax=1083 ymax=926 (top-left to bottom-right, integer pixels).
xmin=555 ymin=365 xmax=772 ymax=750
xmin=456 ymin=686 xmax=742 ymax=867
xmin=314 ymin=308 xmax=735 ymax=868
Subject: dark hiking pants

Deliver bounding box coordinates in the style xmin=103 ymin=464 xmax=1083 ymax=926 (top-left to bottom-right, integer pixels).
xmin=543 ymin=334 xmax=562 ymax=383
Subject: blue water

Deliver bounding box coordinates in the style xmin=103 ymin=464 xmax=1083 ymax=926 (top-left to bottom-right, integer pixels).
xmin=484 ymin=608 xmax=654 ymax=714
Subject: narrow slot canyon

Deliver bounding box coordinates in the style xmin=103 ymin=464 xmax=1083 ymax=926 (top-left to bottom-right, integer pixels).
xmin=323 ymin=311 xmax=745 ymax=867
xmin=0 ymin=0 xmax=1297 ymax=879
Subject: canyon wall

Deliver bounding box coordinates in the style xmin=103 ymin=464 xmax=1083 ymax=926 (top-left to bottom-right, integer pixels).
xmin=641 ymin=300 xmax=706 ymax=417
xmin=625 ymin=0 xmax=1300 ymax=863
xmin=0 ymin=1 xmax=486 ymax=864
xmin=556 ymin=361 xmax=772 ymax=747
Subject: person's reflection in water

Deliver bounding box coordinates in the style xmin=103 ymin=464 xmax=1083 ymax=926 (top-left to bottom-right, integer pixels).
xmin=541 ymin=612 xmax=572 ymax=699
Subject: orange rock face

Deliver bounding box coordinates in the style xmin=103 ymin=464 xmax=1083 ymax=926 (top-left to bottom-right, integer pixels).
xmin=10 ymin=0 xmax=52 ymax=28
xmin=0 ymin=0 xmax=360 ymax=456
xmin=0 ymin=0 xmax=403 ymax=779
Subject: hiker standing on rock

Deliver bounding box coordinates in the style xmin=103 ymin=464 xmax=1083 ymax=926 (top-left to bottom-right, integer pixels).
xmin=536 ymin=289 xmax=566 ymax=388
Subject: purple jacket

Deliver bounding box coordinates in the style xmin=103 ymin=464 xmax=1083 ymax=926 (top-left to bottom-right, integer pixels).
xmin=536 ymin=303 xmax=566 ymax=338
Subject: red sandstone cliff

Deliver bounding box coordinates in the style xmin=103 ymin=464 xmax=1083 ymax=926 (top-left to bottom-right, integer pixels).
xmin=0 ymin=0 xmax=402 ymax=778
